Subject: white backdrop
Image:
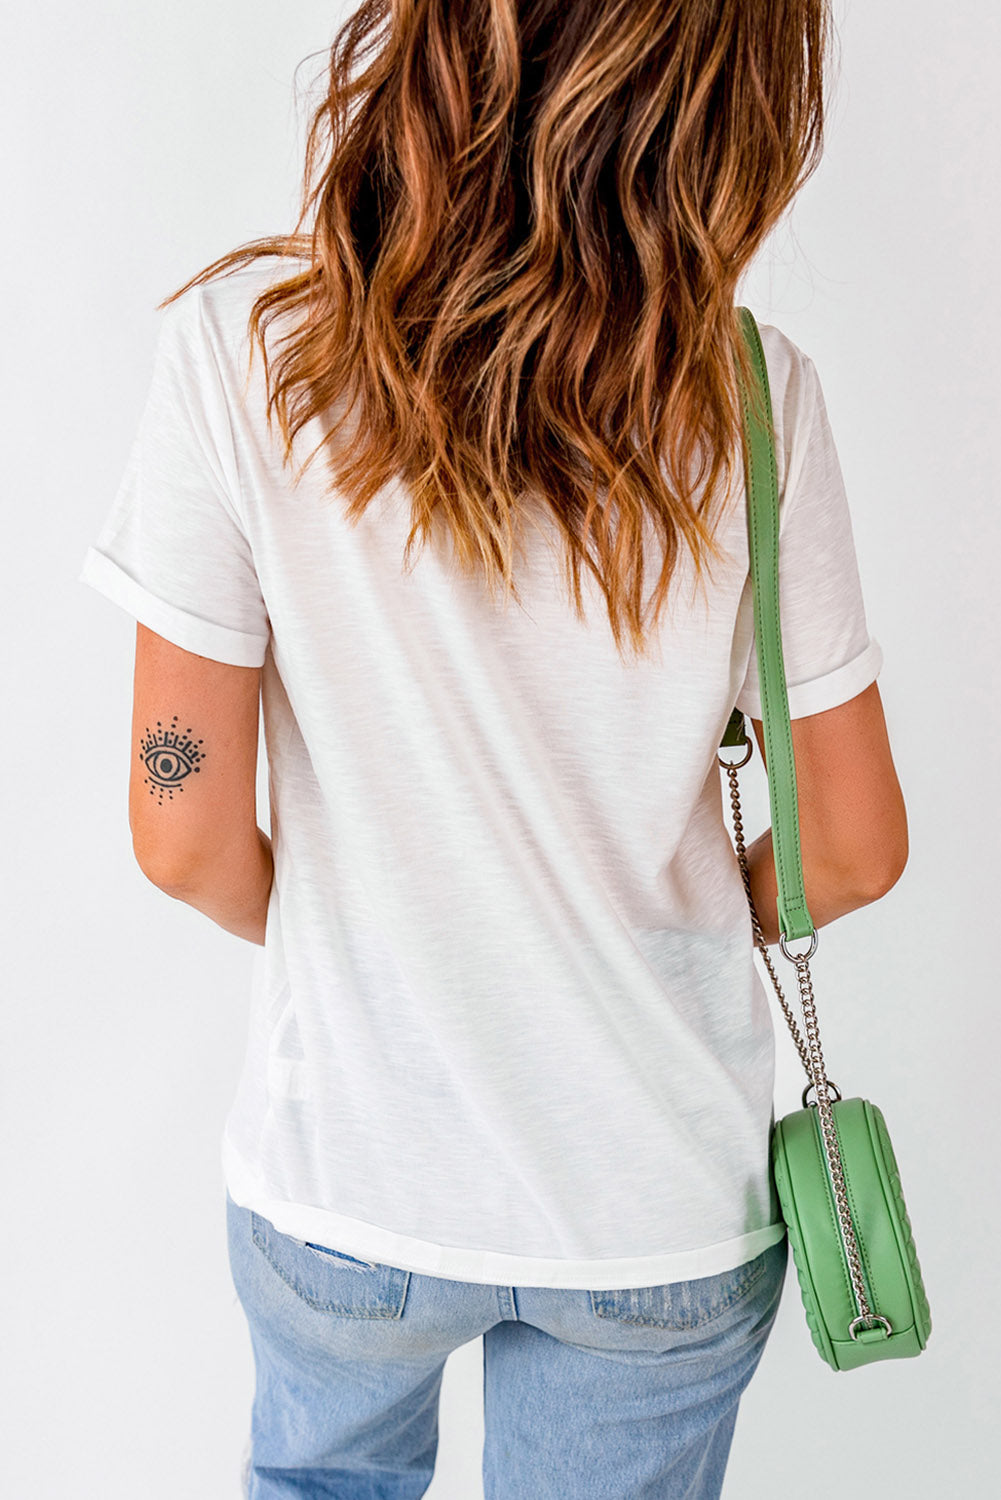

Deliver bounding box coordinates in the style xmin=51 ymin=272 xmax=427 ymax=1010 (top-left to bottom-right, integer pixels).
xmin=3 ymin=2 xmax=998 ymax=1495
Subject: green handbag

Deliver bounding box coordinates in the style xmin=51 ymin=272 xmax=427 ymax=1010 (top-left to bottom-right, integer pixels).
xmin=717 ymin=307 xmax=933 ymax=1372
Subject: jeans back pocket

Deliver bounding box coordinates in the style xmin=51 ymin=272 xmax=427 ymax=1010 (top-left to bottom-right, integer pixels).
xmin=250 ymin=1210 xmax=411 ymax=1319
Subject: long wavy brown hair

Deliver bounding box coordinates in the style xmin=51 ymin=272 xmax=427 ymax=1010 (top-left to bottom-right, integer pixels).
xmin=163 ymin=0 xmax=832 ymax=662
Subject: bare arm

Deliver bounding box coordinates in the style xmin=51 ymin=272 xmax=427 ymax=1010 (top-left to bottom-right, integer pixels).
xmin=128 ymin=622 xmax=274 ymax=945
xmin=744 ymin=681 xmax=908 ymax=946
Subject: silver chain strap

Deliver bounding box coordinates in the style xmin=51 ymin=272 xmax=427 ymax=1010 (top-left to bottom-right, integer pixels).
xmin=718 ymin=736 xmax=886 ymax=1337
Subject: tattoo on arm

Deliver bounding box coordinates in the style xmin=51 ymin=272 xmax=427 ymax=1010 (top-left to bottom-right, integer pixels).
xmin=139 ymin=714 xmax=206 ymax=805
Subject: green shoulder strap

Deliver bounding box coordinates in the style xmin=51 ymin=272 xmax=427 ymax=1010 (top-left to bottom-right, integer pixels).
xmin=719 ymin=306 xmax=815 ymax=944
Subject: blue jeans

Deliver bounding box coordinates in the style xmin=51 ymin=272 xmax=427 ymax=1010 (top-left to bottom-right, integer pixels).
xmin=225 ymin=1190 xmax=787 ymax=1499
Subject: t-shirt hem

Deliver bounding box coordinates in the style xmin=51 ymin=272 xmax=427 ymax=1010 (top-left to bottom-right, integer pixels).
xmin=220 ymin=1134 xmax=787 ymax=1291
xmin=736 ymin=636 xmax=883 ymax=722
xmin=78 ymin=547 xmax=270 ymax=667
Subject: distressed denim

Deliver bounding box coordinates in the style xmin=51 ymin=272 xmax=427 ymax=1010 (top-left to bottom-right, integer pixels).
xmin=226 ymin=1190 xmax=787 ymax=1499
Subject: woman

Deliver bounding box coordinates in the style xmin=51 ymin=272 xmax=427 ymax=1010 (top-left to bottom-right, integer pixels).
xmin=79 ymin=1 xmax=907 ymax=1495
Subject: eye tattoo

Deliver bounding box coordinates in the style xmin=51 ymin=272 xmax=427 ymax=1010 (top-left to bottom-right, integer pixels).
xmin=139 ymin=715 xmax=206 ymax=804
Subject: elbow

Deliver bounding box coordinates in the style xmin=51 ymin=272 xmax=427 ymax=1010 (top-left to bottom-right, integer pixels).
xmin=850 ymin=819 xmax=910 ymax=906
xmin=860 ymin=847 xmax=907 ymax=904
xmin=132 ymin=840 xmax=202 ymax=895
xmin=805 ymin=810 xmax=909 ymax=916
xmin=874 ymin=796 xmax=909 ymax=897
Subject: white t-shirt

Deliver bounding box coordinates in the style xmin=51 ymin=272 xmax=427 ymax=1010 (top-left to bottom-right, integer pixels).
xmin=78 ymin=257 xmax=882 ymax=1289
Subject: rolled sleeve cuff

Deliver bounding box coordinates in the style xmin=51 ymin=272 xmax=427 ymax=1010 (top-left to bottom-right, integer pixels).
xmin=78 ymin=547 xmax=270 ymax=668
xmin=737 ymin=637 xmax=883 ymax=721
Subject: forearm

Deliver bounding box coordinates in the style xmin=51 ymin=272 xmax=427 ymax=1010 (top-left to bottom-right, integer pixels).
xmin=153 ymin=828 xmax=274 ymax=946
xmin=744 ymin=827 xmax=889 ymax=947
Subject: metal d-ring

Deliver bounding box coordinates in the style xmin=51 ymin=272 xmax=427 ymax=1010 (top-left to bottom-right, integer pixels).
xmin=717 ymin=739 xmax=753 ymax=770
xmin=849 ymin=1314 xmax=893 ymax=1341
xmin=802 ymin=1078 xmax=842 ymax=1109
xmin=779 ymin=929 xmax=819 ymax=963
